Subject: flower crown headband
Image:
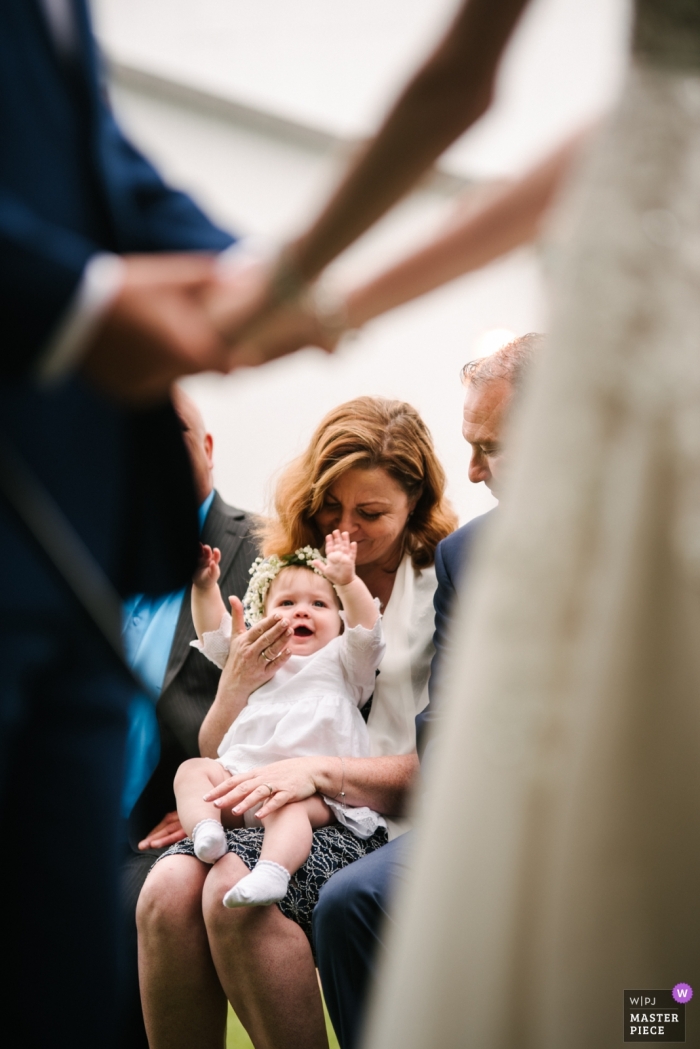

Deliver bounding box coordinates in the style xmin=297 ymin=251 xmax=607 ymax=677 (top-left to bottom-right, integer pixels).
xmin=242 ymin=546 xmax=325 ymax=626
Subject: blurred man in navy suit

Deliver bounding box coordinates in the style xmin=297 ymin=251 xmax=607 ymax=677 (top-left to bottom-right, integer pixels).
xmin=0 ymin=3 xmax=279 ymax=1046
xmin=314 ymin=334 xmax=543 ymax=1049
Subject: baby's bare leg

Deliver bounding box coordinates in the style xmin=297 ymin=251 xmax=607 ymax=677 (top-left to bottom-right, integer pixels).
xmin=223 ymin=796 xmax=335 ymax=909
xmin=174 ymin=758 xmax=231 ymax=837
xmin=260 ymin=796 xmax=334 ymax=873
xmin=174 ymin=758 xmax=233 ymax=864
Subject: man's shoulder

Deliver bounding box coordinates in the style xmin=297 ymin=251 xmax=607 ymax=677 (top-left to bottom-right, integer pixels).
xmin=438 ymin=507 xmax=496 ymax=554
xmin=203 ymin=492 xmax=259 ymax=584
xmin=207 ymin=492 xmax=257 ymax=535
xmin=436 ymin=508 xmax=497 ymax=577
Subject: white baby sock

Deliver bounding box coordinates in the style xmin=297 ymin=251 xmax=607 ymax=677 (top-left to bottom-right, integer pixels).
xmin=192 ymin=819 xmax=228 ymax=864
xmin=222 ymin=860 xmax=291 ymax=908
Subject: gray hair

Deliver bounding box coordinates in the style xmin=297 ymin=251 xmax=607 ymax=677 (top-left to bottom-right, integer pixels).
xmin=460 ymin=332 xmax=545 ymax=391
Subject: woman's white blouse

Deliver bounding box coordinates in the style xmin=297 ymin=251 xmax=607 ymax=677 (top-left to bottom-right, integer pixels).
xmin=367 ymin=555 xmax=437 ymax=838
xmin=367 ymin=555 xmax=436 ymax=757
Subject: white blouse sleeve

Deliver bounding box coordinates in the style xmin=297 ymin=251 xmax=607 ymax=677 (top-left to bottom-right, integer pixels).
xmin=189 ymin=611 xmax=232 ymax=670
xmin=337 ymin=604 xmax=386 ymax=704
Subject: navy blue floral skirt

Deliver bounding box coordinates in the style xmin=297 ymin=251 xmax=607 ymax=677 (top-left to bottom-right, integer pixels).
xmin=158 ymin=824 xmax=389 ymax=943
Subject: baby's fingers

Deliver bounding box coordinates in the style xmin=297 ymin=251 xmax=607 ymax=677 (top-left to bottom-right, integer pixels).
xmin=324 ymin=532 xmax=336 ymax=554
xmin=337 ymin=531 xmax=352 ymax=557
xmin=331 ymin=530 xmax=351 ymax=556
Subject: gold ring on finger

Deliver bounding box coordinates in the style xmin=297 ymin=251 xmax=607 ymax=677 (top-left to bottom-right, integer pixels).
xmin=261 ymin=648 xmax=275 ymax=663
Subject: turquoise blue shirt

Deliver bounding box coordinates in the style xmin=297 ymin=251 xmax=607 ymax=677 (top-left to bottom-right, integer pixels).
xmin=121 ymin=490 xmax=215 ymax=817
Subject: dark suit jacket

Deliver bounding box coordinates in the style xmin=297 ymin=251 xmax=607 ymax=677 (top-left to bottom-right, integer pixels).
xmin=127 ymin=492 xmax=258 ymax=848
xmin=416 ymin=508 xmax=496 ymax=751
xmin=0 ymin=0 xmax=235 ymax=606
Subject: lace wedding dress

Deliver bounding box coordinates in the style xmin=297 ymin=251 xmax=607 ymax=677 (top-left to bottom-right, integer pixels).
xmin=367 ymin=3 xmax=700 ymax=1046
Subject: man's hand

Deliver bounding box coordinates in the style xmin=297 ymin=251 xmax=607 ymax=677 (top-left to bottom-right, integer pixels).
xmin=81 ymin=254 xmax=231 ymax=403
xmin=81 ymin=252 xmax=339 ymax=404
xmin=138 ymin=810 xmax=187 ymax=851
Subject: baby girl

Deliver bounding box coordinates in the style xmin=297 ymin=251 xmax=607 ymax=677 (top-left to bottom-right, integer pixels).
xmin=173 ymin=530 xmax=385 ymax=908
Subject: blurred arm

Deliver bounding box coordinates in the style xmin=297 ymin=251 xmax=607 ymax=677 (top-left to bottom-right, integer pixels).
xmin=220 ymin=132 xmax=585 ymax=367
xmin=290 ymin=0 xmax=531 ymax=282
xmin=344 ymin=133 xmax=585 ymax=329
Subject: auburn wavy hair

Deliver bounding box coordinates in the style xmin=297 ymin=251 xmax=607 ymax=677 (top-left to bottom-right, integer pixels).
xmin=261 ymin=397 xmax=457 ymax=568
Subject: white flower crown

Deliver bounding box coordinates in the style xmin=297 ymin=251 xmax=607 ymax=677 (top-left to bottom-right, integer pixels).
xmin=242 ymin=546 xmax=325 ymax=626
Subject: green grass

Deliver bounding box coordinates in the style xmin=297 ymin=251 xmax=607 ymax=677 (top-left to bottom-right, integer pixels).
xmin=226 ymin=997 xmax=340 ymax=1048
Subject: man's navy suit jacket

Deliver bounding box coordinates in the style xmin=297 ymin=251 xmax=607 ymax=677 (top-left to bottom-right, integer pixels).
xmin=0 ymin=0 xmax=235 ymax=603
xmin=416 ymin=508 xmax=496 ymax=748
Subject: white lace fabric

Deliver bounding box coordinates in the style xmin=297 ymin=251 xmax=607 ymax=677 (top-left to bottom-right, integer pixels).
xmin=367 ymin=45 xmax=700 ymax=1049
xmin=191 ymin=612 xmax=233 ymax=670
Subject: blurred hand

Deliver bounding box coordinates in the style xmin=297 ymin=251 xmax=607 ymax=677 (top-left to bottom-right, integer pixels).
xmin=227 ymin=297 xmax=340 ymax=368
xmin=204 ymin=255 xmax=276 ymax=345
xmin=81 ymin=254 xmax=231 ymax=403
xmin=138 ymin=810 xmax=187 ymax=851
xmin=205 ymin=257 xmax=340 ymax=369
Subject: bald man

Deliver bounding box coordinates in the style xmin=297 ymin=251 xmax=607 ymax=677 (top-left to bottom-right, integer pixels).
xmin=119 ymin=390 xmax=257 ymax=1048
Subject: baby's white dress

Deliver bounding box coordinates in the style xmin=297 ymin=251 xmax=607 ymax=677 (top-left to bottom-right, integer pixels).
xmin=192 ymin=611 xmax=386 ymax=839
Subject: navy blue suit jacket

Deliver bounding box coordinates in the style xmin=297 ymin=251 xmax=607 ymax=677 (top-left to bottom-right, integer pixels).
xmin=416 ymin=508 xmax=496 ymax=750
xmin=0 ymin=0 xmax=235 ymax=602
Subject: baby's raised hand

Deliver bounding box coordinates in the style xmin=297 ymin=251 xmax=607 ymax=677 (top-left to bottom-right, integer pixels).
xmin=313 ymin=530 xmax=357 ymax=587
xmin=193 ymin=543 xmax=221 ymax=589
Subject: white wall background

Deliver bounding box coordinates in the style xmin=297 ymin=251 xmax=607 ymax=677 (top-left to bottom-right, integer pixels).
xmin=91 ymin=0 xmax=630 ymax=523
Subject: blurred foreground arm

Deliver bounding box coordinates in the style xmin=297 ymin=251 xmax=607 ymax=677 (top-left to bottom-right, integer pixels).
xmin=213 ymin=0 xmax=531 ymax=352
xmin=226 ymin=133 xmax=584 ymax=363
xmin=291 ymin=0 xmax=531 ymax=281
xmin=344 ymin=133 xmax=586 ymax=329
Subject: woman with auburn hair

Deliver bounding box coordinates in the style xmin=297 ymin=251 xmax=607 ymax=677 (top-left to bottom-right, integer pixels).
xmin=137 ymin=396 xmax=456 ymax=1049
xmin=263 ymin=396 xmax=456 ymax=571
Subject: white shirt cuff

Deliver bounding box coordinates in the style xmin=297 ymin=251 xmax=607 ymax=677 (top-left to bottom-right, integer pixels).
xmin=35 ymin=252 xmax=126 ymax=383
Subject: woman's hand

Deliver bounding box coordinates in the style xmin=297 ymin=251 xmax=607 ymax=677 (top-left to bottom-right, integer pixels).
xmin=202 ymin=753 xmax=420 ymax=820
xmin=198 ymin=597 xmax=293 ymax=757
xmin=222 ymin=595 xmax=293 ymax=694
xmin=203 ymin=756 xmax=326 ymax=820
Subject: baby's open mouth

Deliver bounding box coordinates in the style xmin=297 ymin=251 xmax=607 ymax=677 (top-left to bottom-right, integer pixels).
xmin=293 ymin=625 xmax=313 ymax=637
